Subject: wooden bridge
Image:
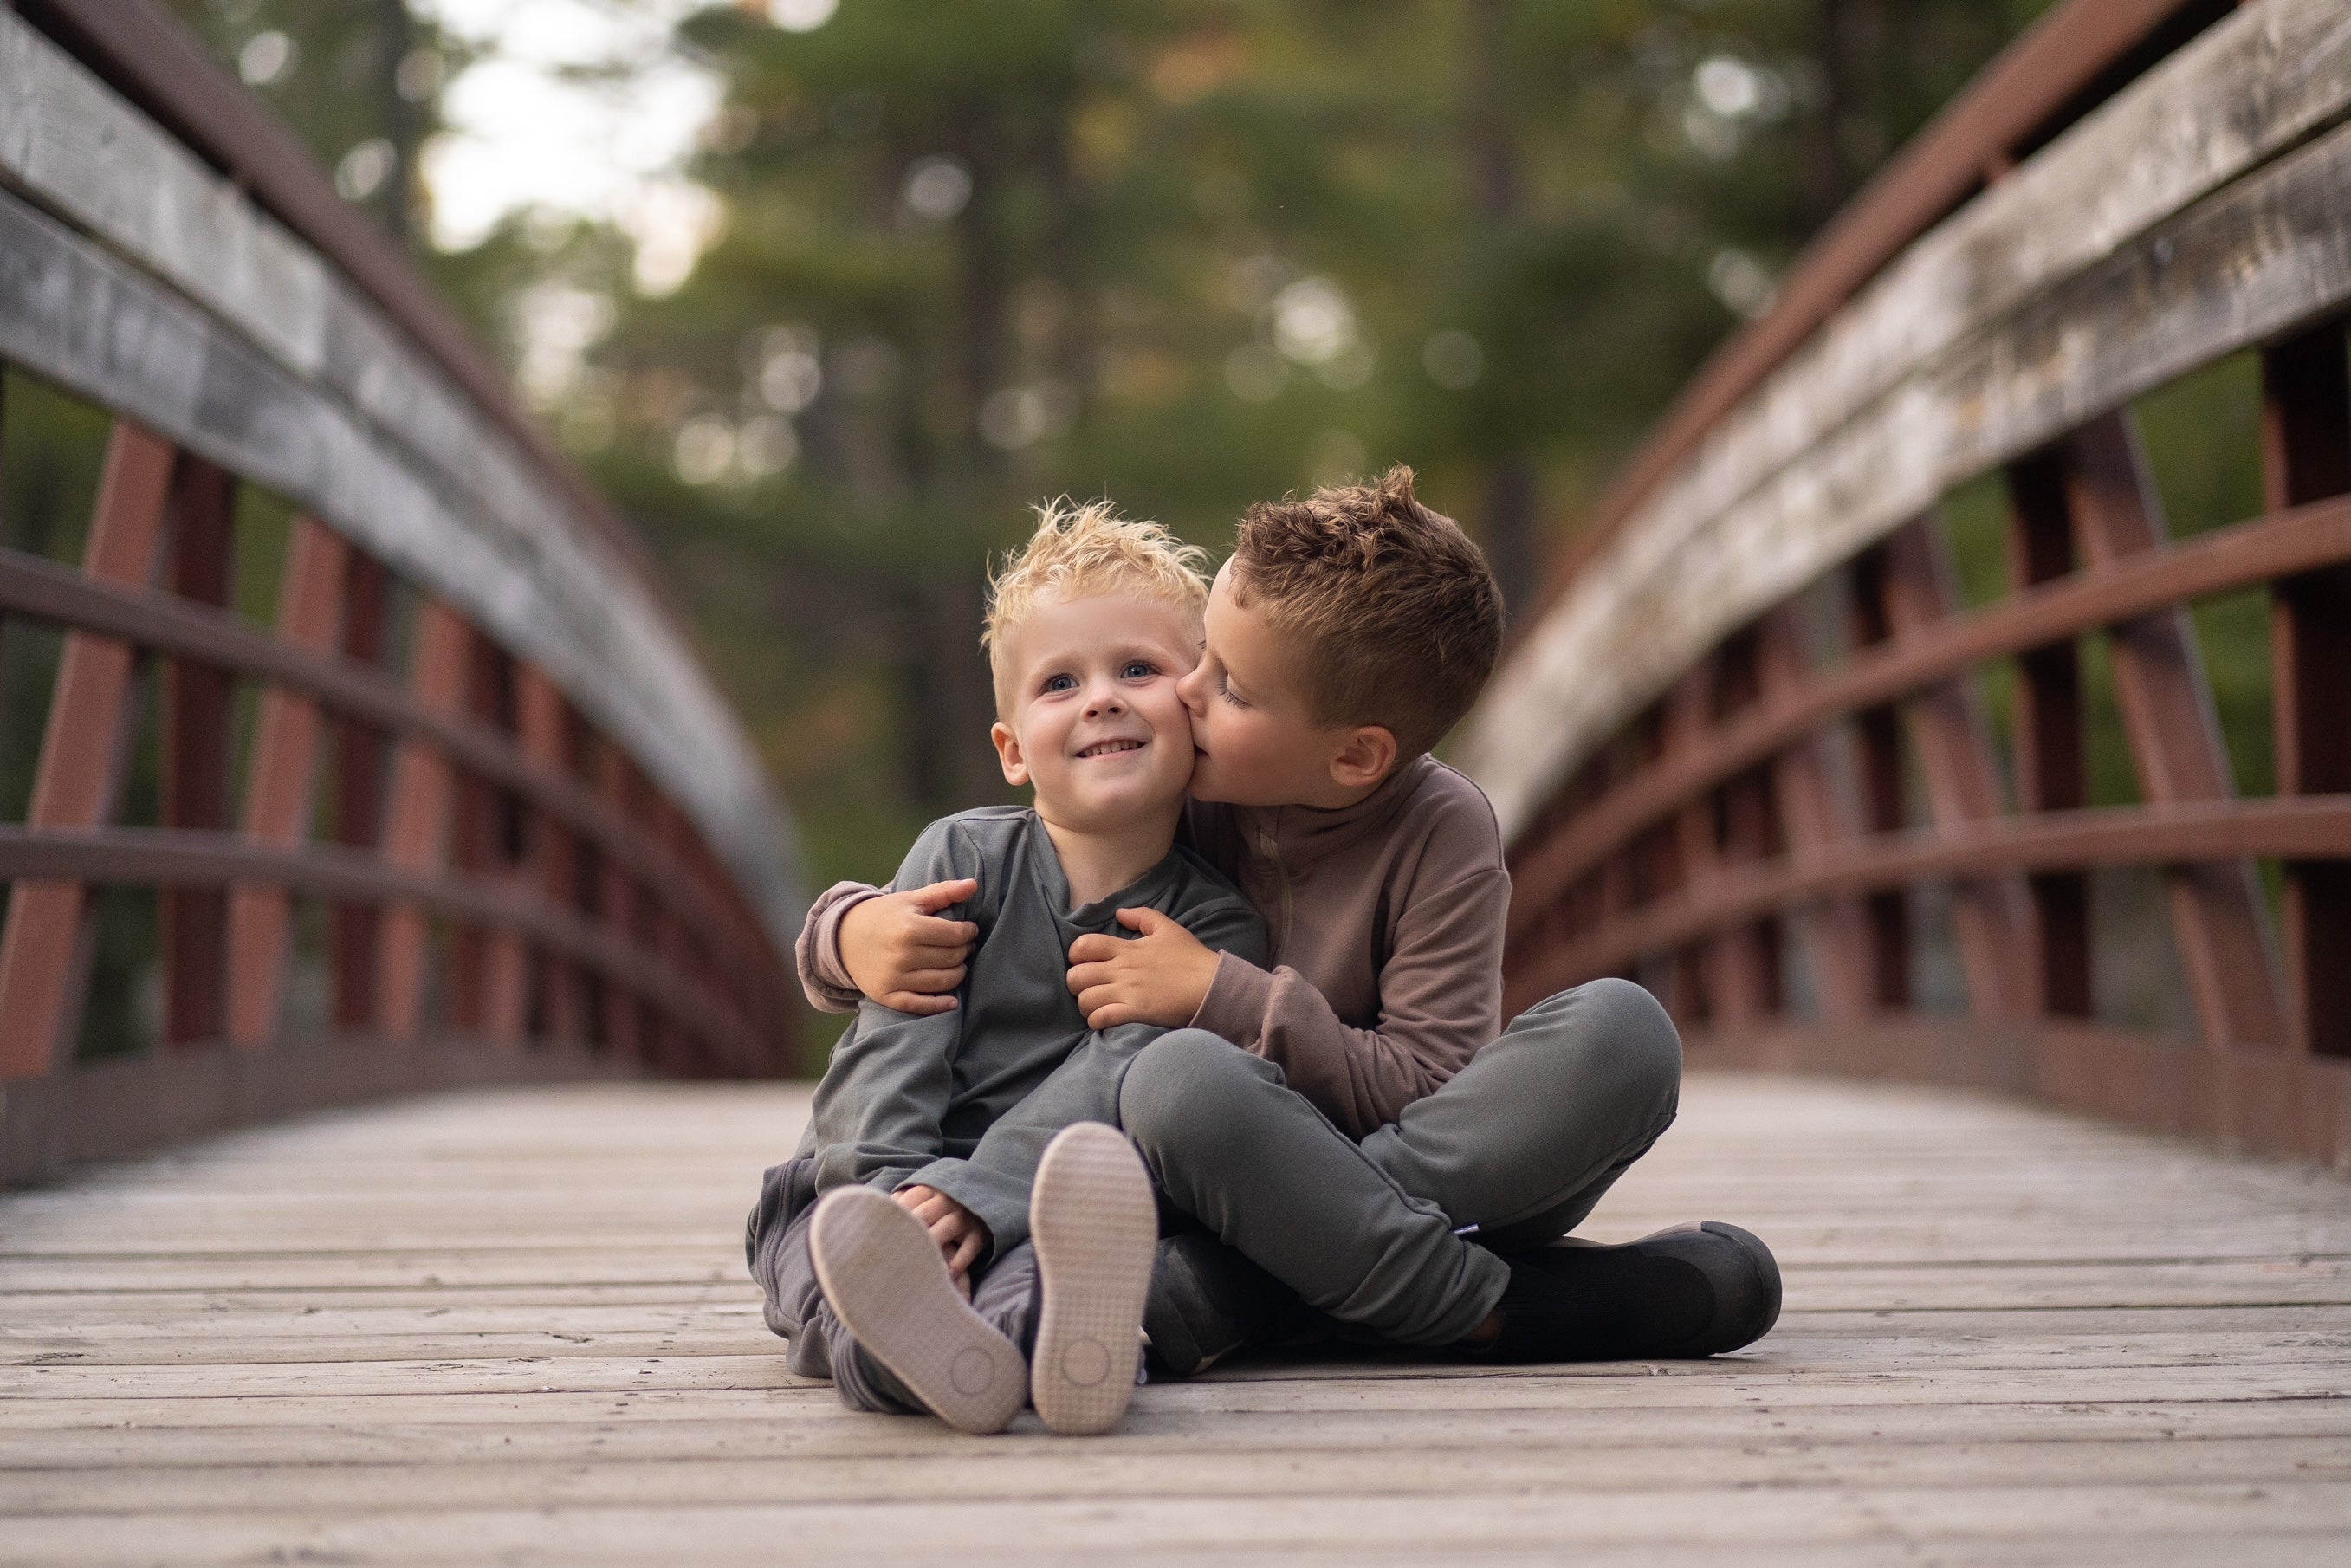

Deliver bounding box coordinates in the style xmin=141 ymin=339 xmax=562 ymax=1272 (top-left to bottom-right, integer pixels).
xmin=5 ymin=1076 xmax=2348 ymax=1564
xmin=4 ymin=0 xmax=2350 ymax=1562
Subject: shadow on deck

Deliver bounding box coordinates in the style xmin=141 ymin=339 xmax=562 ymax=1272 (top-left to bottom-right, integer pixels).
xmin=3 ymin=1071 xmax=2349 ymax=1565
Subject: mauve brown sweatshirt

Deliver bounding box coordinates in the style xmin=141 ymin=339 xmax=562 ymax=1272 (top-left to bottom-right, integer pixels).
xmin=795 ymin=755 xmax=1511 ymax=1140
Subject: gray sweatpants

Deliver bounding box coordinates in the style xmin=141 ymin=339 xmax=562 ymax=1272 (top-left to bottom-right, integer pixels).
xmin=750 ymin=1162 xmax=1040 ymax=1416
xmin=1118 ymin=977 xmax=1682 ymax=1349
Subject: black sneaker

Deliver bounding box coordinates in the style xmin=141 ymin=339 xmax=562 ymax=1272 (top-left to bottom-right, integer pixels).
xmin=1143 ymin=1232 xmax=1313 ymax=1378
xmin=1480 ymin=1221 xmax=1780 ymax=1364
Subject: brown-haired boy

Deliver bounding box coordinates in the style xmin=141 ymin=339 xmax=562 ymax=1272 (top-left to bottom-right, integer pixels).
xmin=803 ymin=468 xmax=1779 ymax=1369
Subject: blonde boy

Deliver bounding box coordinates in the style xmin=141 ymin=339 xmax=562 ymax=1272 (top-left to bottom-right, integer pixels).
xmin=747 ymin=502 xmax=1264 ymax=1435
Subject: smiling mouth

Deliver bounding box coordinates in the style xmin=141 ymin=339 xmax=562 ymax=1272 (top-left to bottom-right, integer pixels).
xmin=1076 ymin=738 xmax=1147 ymax=759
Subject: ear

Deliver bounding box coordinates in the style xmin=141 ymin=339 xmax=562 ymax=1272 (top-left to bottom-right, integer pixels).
xmin=1326 ymin=724 xmax=1399 ymax=792
xmin=991 ymin=721 xmax=1030 ymax=787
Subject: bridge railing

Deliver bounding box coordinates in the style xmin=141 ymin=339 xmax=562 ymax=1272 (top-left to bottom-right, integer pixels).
xmin=1460 ymin=0 xmax=2351 ymax=1168
xmin=0 ymin=2 xmax=801 ymax=1183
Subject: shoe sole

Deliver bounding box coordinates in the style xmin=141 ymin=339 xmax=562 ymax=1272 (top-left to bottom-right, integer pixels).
xmin=807 ymin=1187 xmax=1027 ymax=1435
xmin=1028 ymin=1124 xmax=1157 ymax=1435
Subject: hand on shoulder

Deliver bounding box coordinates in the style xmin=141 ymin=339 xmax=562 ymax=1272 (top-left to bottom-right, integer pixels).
xmin=841 ymin=880 xmax=979 ymax=1014
xmin=1066 ymin=907 xmax=1222 ymax=1030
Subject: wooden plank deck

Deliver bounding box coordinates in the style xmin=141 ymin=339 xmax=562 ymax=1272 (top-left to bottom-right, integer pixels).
xmin=3 ymin=1072 xmax=2349 ymax=1565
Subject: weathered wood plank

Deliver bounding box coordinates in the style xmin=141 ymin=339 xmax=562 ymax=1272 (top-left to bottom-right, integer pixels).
xmin=10 ymin=1435 xmax=2351 ymax=1517
xmin=4 ymin=1392 xmax=2343 ymax=1461
xmin=3 ymin=1075 xmax=2348 ymax=1564
xmin=0 ymin=12 xmax=329 ymax=378
xmin=5 ymin=1481 xmax=2351 ymax=1567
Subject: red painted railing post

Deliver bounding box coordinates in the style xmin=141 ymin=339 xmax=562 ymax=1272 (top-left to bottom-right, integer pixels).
xmin=1756 ymin=607 xmax=1873 ymax=1024
xmin=2060 ymin=412 xmax=2286 ymax=1058
xmin=1661 ymin=668 xmax=1720 ymax=1029
xmin=331 ymin=553 xmax=391 ymax=1033
xmin=2263 ymin=325 xmax=2351 ymax=1064
xmin=446 ymin=633 xmax=527 ymax=1047
xmin=1708 ymin=631 xmax=1782 ymax=1029
xmin=1846 ymin=546 xmax=1914 ymax=1012
xmin=377 ymin=601 xmax=470 ymax=1040
xmin=0 ymin=423 xmax=176 ymax=1079
xmin=516 ymin=666 xmax=590 ymax=1046
xmin=2005 ymin=450 xmax=2094 ymax=1019
xmin=1874 ymin=518 xmax=2034 ymax=1021
xmin=227 ymin=517 xmax=346 ymax=1046
xmin=159 ymin=456 xmax=238 ymax=1046
xmin=596 ymin=746 xmax=651 ymax=1063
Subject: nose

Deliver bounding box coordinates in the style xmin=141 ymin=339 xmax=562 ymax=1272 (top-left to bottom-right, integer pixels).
xmin=1176 ymin=663 xmax=1204 ymax=714
xmin=1083 ymin=676 xmax=1125 ymax=717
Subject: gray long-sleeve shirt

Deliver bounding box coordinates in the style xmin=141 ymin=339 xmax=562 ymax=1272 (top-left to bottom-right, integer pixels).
xmin=799 ymin=757 xmax=1510 ymax=1141
xmin=796 ymin=804 xmax=1265 ymax=1256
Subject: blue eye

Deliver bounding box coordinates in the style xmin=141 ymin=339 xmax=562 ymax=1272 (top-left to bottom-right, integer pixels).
xmin=1043 ymin=674 xmax=1078 ymax=693
xmin=1121 ymin=660 xmax=1155 ymax=680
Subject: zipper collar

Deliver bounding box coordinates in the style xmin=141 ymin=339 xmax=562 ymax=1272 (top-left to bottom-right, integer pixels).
xmin=1229 ymin=754 xmax=1435 ymax=876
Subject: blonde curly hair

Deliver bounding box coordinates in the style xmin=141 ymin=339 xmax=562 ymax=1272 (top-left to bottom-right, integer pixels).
xmin=982 ymin=500 xmax=1210 ymax=698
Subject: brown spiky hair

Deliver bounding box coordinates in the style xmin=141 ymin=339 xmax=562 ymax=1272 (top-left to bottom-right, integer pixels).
xmin=982 ymin=498 xmax=1210 ymax=711
xmin=1229 ymin=466 xmax=1504 ymax=760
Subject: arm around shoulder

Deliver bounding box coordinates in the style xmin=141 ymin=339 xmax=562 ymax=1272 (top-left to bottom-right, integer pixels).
xmin=795 ymin=879 xmax=889 ymax=1013
xmin=1188 ymin=781 xmax=1510 ymax=1137
xmin=797 ymin=817 xmax=990 ymax=1013
xmin=1184 ymin=888 xmax=1269 ymax=970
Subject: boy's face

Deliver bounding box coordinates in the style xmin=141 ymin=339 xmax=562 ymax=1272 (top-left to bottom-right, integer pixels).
xmin=1176 ymin=562 xmax=1395 ymax=807
xmin=991 ymin=593 xmax=1201 ymax=835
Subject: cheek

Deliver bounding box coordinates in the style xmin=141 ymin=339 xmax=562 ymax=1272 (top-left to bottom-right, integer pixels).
xmin=1030 ymin=704 xmax=1074 ymax=748
xmin=1217 ymin=707 xmax=1269 ymax=758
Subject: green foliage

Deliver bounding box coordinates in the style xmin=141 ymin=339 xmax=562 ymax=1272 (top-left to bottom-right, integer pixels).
xmin=165 ymin=0 xmax=452 ymax=243
xmin=515 ymin=0 xmax=2071 ymax=897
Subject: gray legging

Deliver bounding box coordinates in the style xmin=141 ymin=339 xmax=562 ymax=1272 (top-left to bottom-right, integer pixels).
xmin=1118 ymin=977 xmax=1683 ymax=1349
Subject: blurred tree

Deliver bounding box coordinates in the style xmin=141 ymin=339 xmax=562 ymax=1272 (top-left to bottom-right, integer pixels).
xmin=152 ymin=1 xmax=2225 ymax=1054
xmin=546 ymin=0 xmax=2066 ymax=879
xmin=165 ymin=0 xmax=458 ymax=244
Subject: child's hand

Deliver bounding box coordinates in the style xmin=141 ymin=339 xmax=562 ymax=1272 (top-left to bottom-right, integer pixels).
xmin=1066 ymin=909 xmax=1221 ymax=1030
xmin=841 ymin=881 xmax=980 ymax=1015
xmin=894 ymin=1184 xmax=989 ymax=1284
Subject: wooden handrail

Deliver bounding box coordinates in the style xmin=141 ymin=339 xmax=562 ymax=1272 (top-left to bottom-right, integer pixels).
xmin=0 ymin=826 xmax=767 ymax=1072
xmin=0 ymin=547 xmax=777 ymax=990
xmin=1504 ymin=491 xmax=2351 ymax=939
xmin=1467 ymin=0 xmax=2351 ymax=834
xmin=1507 ymin=795 xmax=2351 ymax=1014
xmin=8 ymin=0 xmax=683 ymax=626
xmin=1528 ymin=0 xmax=2225 ymax=622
